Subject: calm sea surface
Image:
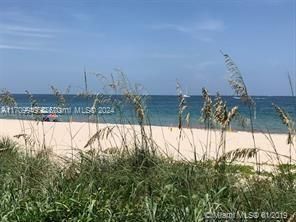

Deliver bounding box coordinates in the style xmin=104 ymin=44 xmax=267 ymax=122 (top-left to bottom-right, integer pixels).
xmin=1 ymin=94 xmax=295 ymax=133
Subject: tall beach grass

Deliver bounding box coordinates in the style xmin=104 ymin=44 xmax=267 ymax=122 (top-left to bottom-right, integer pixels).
xmin=0 ymin=54 xmax=295 ymax=221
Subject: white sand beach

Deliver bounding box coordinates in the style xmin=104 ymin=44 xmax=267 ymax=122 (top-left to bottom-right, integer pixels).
xmin=0 ymin=119 xmax=294 ymax=166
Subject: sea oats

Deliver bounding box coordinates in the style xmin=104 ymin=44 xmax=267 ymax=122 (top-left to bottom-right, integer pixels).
xmin=201 ymin=88 xmax=212 ymax=123
xmin=221 ymin=51 xmax=254 ymax=106
xmin=273 ymin=103 xmax=295 ymax=145
xmin=221 ymin=51 xmax=258 ymax=171
xmin=0 ymin=89 xmax=16 ymax=107
xmin=84 ymin=126 xmax=115 ymax=148
xmin=218 ymin=147 xmax=257 ymax=163
xmin=214 ymin=94 xmax=227 ymax=127
xmin=51 ymin=86 xmax=67 ymax=108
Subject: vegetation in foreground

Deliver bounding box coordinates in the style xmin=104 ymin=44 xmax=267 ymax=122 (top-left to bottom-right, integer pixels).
xmin=0 ymin=137 xmax=295 ymax=221
xmin=0 ymin=53 xmax=296 ymax=221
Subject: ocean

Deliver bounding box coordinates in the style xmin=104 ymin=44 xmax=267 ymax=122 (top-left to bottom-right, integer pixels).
xmin=0 ymin=94 xmax=295 ymax=133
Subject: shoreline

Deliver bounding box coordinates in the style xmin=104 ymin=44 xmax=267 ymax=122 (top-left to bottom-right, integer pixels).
xmin=0 ymin=119 xmax=294 ymax=167
xmin=0 ymin=116 xmax=289 ymax=135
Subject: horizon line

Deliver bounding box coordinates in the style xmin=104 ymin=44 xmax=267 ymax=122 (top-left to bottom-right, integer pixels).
xmin=7 ymin=93 xmax=296 ymax=97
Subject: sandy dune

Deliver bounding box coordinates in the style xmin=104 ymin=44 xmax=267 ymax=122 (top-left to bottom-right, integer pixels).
xmin=0 ymin=119 xmax=294 ymax=167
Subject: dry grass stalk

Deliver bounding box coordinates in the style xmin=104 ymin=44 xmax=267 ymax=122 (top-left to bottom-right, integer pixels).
xmin=14 ymin=133 xmax=36 ymax=147
xmin=176 ymin=82 xmax=189 ymax=156
xmin=201 ymin=88 xmax=212 ymax=123
xmin=185 ymin=113 xmax=190 ymax=128
xmin=25 ymin=90 xmax=38 ymax=107
xmin=178 ymin=95 xmax=187 ymax=130
xmin=273 ymin=103 xmax=295 ymax=145
xmin=51 ymin=86 xmax=68 ymax=107
xmin=125 ymin=93 xmax=145 ymax=126
xmin=218 ymin=147 xmax=257 ymax=163
xmin=25 ymin=90 xmax=43 ymax=120
xmin=226 ymin=106 xmax=238 ymax=128
xmin=221 ymin=51 xmax=259 ymax=171
xmin=124 ymin=91 xmax=150 ymax=153
xmin=214 ymin=94 xmax=238 ymax=156
xmin=273 ymin=103 xmax=294 ymax=129
xmin=97 ymin=71 xmax=155 ymax=157
xmin=24 ymin=91 xmax=47 ymax=150
xmin=176 ymin=82 xmax=187 ymax=130
xmin=201 ymin=88 xmax=213 ymax=159
xmin=214 ymin=94 xmax=226 ymax=124
xmin=0 ymin=89 xmax=16 ymax=107
xmin=84 ymin=126 xmax=115 ymax=148
xmin=221 ymin=51 xmax=254 ymax=106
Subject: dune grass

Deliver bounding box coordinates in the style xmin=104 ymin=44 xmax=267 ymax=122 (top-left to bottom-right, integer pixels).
xmin=0 ymin=137 xmax=295 ymax=221
xmin=0 ymin=54 xmax=296 ymax=221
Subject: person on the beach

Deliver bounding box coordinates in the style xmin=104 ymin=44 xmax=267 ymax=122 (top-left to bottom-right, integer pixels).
xmin=43 ymin=113 xmax=58 ymax=122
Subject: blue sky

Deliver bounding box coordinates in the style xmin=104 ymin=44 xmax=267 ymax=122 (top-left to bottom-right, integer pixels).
xmin=0 ymin=0 xmax=295 ymax=95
